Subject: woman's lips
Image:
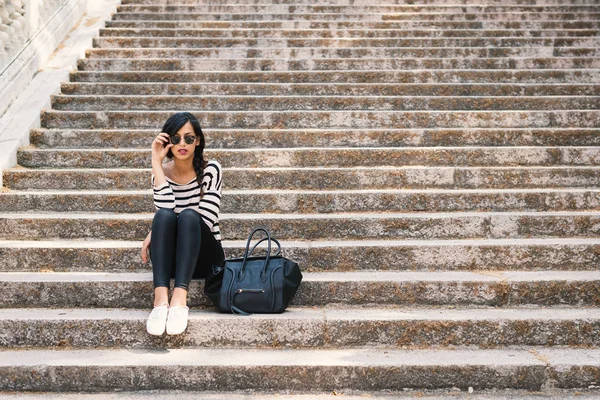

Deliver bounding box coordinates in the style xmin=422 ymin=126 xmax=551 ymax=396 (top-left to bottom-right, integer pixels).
xmin=178 ymin=149 xmax=188 ymax=155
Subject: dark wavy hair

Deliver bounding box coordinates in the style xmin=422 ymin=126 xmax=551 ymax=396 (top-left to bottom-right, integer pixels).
xmin=161 ymin=112 xmax=207 ymax=192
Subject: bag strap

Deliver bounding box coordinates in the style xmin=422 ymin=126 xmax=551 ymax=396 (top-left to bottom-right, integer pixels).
xmin=239 ymin=227 xmax=272 ymax=279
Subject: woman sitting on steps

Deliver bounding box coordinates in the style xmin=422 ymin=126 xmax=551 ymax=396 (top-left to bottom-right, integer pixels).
xmin=141 ymin=111 xmax=225 ymax=336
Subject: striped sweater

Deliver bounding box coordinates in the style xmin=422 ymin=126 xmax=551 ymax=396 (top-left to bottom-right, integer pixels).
xmin=151 ymin=160 xmax=223 ymax=241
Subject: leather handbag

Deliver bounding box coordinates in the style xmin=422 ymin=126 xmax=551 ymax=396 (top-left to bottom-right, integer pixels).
xmin=204 ymin=227 xmax=303 ymax=315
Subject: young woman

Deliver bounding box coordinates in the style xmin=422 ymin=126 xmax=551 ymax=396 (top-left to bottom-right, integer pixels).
xmin=141 ymin=112 xmax=224 ymax=336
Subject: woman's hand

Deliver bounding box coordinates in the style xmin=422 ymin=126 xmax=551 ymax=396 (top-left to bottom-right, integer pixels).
xmin=141 ymin=230 xmax=152 ymax=263
xmin=151 ymin=132 xmax=173 ymax=163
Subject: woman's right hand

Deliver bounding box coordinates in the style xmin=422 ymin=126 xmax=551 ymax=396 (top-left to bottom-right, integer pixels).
xmin=151 ymin=132 xmax=173 ymax=163
xmin=141 ymin=231 xmax=152 ymax=263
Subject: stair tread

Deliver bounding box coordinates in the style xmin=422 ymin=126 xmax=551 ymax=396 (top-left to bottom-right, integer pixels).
xmin=1 ymin=270 xmax=597 ymax=282
xmin=2 ymin=306 xmax=600 ymax=320
xmin=0 ymin=347 xmax=596 ymax=367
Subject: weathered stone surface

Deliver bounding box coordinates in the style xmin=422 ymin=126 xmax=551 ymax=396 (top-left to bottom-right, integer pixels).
xmin=5 ymin=166 xmax=600 ymax=191
xmin=110 ymin=11 xmax=600 ymax=22
xmin=115 ymin=5 xmax=600 ymax=13
xmin=96 ymin=27 xmax=600 ymax=38
xmin=0 ymin=270 xmax=599 ymax=307
xmin=1 ymin=189 xmax=600 ymax=213
xmin=0 ymin=348 xmax=551 ymax=392
xmin=1 ymin=212 xmax=599 ymax=240
xmin=17 ymin=146 xmax=600 ymax=169
xmin=26 ymin=128 xmax=600 ymax=149
xmin=61 ymin=81 xmax=600 ymax=97
xmin=69 ymin=70 xmax=600 ymax=84
xmin=51 ymin=95 xmax=600 ymax=111
xmin=1 ymin=307 xmax=599 ymax=349
xmin=1 ymin=238 xmax=598 ymax=273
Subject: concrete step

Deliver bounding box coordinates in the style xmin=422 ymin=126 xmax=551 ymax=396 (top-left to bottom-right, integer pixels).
xmin=110 ymin=12 xmax=600 ymax=22
xmin=1 ymin=306 xmax=599 ymax=349
xmin=17 ymin=147 xmax=600 ymax=169
xmin=82 ymin=47 xmax=590 ymax=62
xmin=0 ymin=211 xmax=598 ymax=240
xmin=75 ymin=57 xmax=600 ymax=71
xmin=2 ymin=189 xmax=600 ymax=214
xmin=91 ymin=36 xmax=599 ymax=49
xmin=81 ymin=47 xmax=598 ymax=60
xmin=68 ymin=69 xmax=600 ymax=84
xmin=3 ymin=347 xmax=600 ymax=392
xmin=115 ymin=5 xmax=600 ymax=14
xmin=1 ymin=270 xmax=598 ymax=307
xmin=6 ymin=166 xmax=600 ymax=191
xmin=26 ymin=128 xmax=600 ymax=148
xmin=96 ymin=27 xmax=600 ymax=38
xmin=103 ymin=19 xmax=600 ymax=30
xmin=50 ymin=95 xmax=600 ymax=112
xmin=1 ymin=238 xmax=598 ymax=273
xmin=38 ymin=110 xmax=600 ymax=130
xmin=60 ymin=82 xmax=600 ymax=97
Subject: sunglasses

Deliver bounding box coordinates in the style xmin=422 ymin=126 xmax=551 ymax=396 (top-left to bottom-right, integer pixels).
xmin=170 ymin=135 xmax=197 ymax=145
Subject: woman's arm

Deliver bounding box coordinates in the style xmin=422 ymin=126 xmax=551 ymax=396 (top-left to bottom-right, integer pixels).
xmin=141 ymin=230 xmax=151 ymax=263
xmin=151 ymin=132 xmax=172 ymax=187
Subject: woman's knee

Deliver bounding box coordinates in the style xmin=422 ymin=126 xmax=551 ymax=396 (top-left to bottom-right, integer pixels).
xmin=152 ymin=208 xmax=177 ymax=227
xmin=177 ymin=209 xmax=201 ymax=227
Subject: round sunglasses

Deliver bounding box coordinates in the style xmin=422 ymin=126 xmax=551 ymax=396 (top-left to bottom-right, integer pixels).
xmin=170 ymin=135 xmax=197 ymax=145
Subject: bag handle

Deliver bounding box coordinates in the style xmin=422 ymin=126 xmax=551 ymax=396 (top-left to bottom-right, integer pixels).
xmin=239 ymin=227 xmax=272 ymax=280
xmin=247 ymin=237 xmax=282 ymax=258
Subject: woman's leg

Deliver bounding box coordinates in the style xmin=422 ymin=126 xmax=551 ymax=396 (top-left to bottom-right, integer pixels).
xmin=150 ymin=208 xmax=177 ymax=306
xmin=193 ymin=218 xmax=226 ymax=279
xmin=170 ymin=209 xmax=202 ymax=307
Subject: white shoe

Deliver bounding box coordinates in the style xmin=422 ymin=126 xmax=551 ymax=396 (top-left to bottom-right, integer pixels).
xmin=146 ymin=303 xmax=169 ymax=336
xmin=166 ymin=305 xmax=189 ymax=335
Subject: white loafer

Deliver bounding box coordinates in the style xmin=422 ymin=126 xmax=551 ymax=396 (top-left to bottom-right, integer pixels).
xmin=146 ymin=303 xmax=169 ymax=336
xmin=166 ymin=305 xmax=189 ymax=335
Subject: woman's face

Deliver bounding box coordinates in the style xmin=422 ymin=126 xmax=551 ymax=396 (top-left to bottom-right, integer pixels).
xmin=170 ymin=121 xmax=199 ymax=161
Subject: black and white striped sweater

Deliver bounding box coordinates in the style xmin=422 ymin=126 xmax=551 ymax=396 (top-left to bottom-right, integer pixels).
xmin=151 ymin=160 xmax=223 ymax=241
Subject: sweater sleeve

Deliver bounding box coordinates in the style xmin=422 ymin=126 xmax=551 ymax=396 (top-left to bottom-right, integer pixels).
xmin=198 ymin=161 xmax=223 ymax=227
xmin=151 ymin=174 xmax=176 ymax=210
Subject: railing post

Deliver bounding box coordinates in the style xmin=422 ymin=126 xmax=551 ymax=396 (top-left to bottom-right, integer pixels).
xmin=26 ymin=0 xmax=39 ymax=39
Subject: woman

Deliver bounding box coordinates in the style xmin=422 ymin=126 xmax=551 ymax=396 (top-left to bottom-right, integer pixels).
xmin=141 ymin=112 xmax=224 ymax=336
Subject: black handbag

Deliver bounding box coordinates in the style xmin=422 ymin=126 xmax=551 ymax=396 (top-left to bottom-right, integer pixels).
xmin=204 ymin=227 xmax=303 ymax=315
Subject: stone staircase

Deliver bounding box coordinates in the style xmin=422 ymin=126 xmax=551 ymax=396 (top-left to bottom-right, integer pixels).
xmin=1 ymin=0 xmax=600 ymax=396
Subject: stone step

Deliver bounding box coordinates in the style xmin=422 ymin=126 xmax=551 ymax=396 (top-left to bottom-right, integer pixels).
xmin=96 ymin=27 xmax=600 ymax=38
xmin=0 ymin=211 xmax=598 ymax=240
xmin=75 ymin=57 xmax=600 ymax=71
xmin=17 ymin=147 xmax=600 ymax=169
xmin=26 ymin=128 xmax=600 ymax=148
xmin=3 ymin=188 xmax=600 ymax=214
xmin=91 ymin=37 xmax=599 ymax=49
xmin=2 ymin=393 xmax=599 ymax=400
xmin=6 ymin=166 xmax=600 ymax=191
xmin=115 ymin=5 xmax=600 ymax=14
xmin=60 ymin=82 xmax=600 ymax=97
xmin=2 ymin=306 xmax=600 ymax=349
xmin=110 ymin=12 xmax=600 ymax=22
xmin=1 ymin=270 xmax=598 ymax=307
xmin=50 ymin=95 xmax=600 ymax=112
xmin=1 ymin=238 xmax=598 ymax=273
xmin=3 ymin=347 xmax=600 ymax=392
xmin=68 ymin=69 xmax=600 ymax=83
xmin=119 ymin=0 xmax=600 ymax=5
xmin=103 ymin=20 xmax=600 ymax=30
xmin=38 ymin=110 xmax=600 ymax=129
xmin=81 ymin=47 xmax=598 ymax=60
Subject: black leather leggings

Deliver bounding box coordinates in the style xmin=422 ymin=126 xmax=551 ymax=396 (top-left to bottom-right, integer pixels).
xmin=150 ymin=208 xmax=225 ymax=290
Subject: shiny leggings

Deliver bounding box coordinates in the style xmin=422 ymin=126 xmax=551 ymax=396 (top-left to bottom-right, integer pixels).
xmin=150 ymin=208 xmax=225 ymax=290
